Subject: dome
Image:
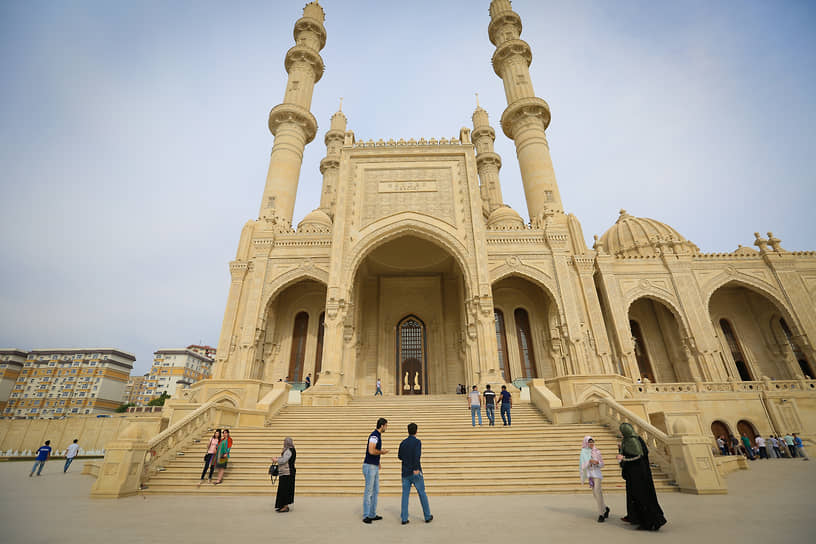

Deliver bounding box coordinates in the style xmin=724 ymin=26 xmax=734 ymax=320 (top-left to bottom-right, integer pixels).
xmin=598 ymin=209 xmax=698 ymax=257
xmin=297 ymin=208 xmax=332 ymax=232
xmin=487 ymin=205 xmax=525 ymax=230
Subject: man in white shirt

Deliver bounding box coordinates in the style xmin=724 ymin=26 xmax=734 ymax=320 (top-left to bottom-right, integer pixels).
xmin=64 ymin=439 xmax=80 ymax=473
xmin=467 ymin=385 xmax=482 ymax=427
xmin=755 ymin=435 xmax=767 ymax=459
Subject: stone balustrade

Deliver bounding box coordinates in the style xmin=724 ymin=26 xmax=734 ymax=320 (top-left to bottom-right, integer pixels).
xmin=633 ymin=379 xmax=816 ymax=396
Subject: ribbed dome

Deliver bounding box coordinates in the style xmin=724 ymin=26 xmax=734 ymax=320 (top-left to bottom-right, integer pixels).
xmin=297 ymin=208 xmax=332 ymax=232
xmin=598 ymin=209 xmax=698 ymax=257
xmin=487 ymin=205 xmax=525 ymax=230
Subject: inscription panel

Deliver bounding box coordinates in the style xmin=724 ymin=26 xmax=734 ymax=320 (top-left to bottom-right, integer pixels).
xmin=359 ymin=160 xmax=458 ymax=228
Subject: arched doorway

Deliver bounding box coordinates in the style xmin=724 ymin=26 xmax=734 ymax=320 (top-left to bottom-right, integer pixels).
xmin=627 ymin=297 xmax=689 ymax=382
xmin=491 ymin=276 xmax=558 ymax=381
xmin=737 ymin=419 xmax=758 ymax=445
xmin=779 ymin=318 xmax=815 ymax=378
xmin=711 ymin=420 xmax=733 ymax=454
xmin=351 ymin=234 xmax=469 ymax=395
xmin=396 ymin=316 xmax=426 ymax=395
xmin=709 ymin=282 xmax=808 ymax=380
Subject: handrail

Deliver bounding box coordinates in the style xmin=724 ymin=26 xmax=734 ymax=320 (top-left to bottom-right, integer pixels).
xmin=142 ymin=401 xmax=219 ymax=481
xmin=594 ymin=397 xmax=676 ymax=483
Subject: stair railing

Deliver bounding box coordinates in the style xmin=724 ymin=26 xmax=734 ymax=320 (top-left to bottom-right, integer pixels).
xmin=595 ymin=397 xmax=676 ymax=483
xmin=141 ymin=400 xmax=220 ymax=482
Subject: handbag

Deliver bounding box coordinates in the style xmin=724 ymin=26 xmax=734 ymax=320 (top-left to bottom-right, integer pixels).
xmin=269 ymin=463 xmax=279 ymax=482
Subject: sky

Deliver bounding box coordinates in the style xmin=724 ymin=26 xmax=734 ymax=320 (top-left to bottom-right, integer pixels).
xmin=1 ymin=0 xmax=814 ymax=376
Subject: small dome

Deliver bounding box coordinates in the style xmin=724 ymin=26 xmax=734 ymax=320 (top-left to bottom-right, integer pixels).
xmin=487 ymin=205 xmax=525 ymax=230
xmin=599 ymin=209 xmax=698 ymax=257
xmin=732 ymin=244 xmax=759 ymax=256
xmin=297 ymin=208 xmax=332 ymax=232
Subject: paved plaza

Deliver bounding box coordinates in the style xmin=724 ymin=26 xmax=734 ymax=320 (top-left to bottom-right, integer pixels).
xmin=0 ymin=458 xmax=812 ymax=543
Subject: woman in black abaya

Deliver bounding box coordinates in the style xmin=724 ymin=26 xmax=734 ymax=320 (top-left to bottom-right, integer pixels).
xmin=617 ymin=422 xmax=667 ymax=531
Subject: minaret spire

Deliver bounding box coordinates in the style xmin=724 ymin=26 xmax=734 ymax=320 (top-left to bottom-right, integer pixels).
xmin=258 ymin=1 xmax=327 ymax=224
xmin=472 ymin=102 xmax=504 ymax=212
xmin=488 ymin=0 xmax=564 ymax=220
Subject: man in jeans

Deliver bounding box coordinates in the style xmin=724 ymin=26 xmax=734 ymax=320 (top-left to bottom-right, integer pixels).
xmin=64 ymin=439 xmax=80 ymax=473
xmin=398 ymin=422 xmax=432 ymax=525
xmin=362 ymin=417 xmax=389 ymax=524
xmin=483 ymin=384 xmax=496 ymax=426
xmin=499 ymin=385 xmax=512 ymax=426
xmin=467 ymin=385 xmax=482 ymax=426
xmin=30 ymin=440 xmax=52 ymax=477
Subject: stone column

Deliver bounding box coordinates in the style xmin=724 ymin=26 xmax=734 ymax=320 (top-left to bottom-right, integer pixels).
xmin=488 ymin=0 xmax=563 ymax=219
xmin=319 ymin=109 xmax=346 ymax=216
xmin=472 ymin=105 xmax=504 ymax=212
xmin=258 ymin=2 xmax=326 ymax=224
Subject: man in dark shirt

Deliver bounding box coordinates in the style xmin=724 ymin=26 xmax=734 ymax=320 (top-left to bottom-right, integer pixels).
xmin=362 ymin=417 xmax=389 ymax=524
xmin=499 ymin=385 xmax=512 ymax=426
xmin=398 ymin=423 xmax=432 ymax=524
xmin=483 ymin=384 xmax=497 ymax=426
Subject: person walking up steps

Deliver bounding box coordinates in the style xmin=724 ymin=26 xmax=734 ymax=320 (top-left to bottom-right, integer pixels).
xmin=375 ymin=377 xmax=383 ymax=396
xmin=362 ymin=418 xmax=389 ymax=523
xmin=468 ymin=385 xmax=482 ymax=426
xmin=499 ymin=385 xmax=512 ymax=426
xmin=483 ymin=384 xmax=496 ymax=426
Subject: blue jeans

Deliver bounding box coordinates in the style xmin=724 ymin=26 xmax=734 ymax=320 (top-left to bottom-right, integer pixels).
xmin=362 ymin=463 xmax=379 ymax=518
xmin=64 ymin=457 xmax=75 ymax=473
xmin=401 ymin=473 xmax=431 ymax=522
xmin=30 ymin=460 xmax=45 ymax=475
xmin=470 ymin=405 xmax=482 ymax=426
xmin=500 ymin=404 xmax=511 ymax=426
xmin=486 ymin=404 xmax=495 ymax=425
xmin=375 ymin=386 xmax=382 ymax=396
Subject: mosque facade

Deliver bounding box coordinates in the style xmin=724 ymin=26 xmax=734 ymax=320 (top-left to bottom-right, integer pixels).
xmin=198 ymin=1 xmax=816 ymax=443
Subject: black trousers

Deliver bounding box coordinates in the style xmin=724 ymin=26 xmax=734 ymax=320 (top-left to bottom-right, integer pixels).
xmin=201 ymin=453 xmax=215 ymax=480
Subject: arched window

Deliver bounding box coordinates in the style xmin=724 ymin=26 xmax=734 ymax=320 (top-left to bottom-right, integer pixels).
xmin=313 ymin=312 xmax=325 ymax=383
xmin=494 ymin=309 xmax=511 ymax=381
xmin=629 ymin=320 xmax=656 ymax=382
xmin=720 ymin=319 xmax=752 ymax=381
xmin=514 ymin=308 xmax=538 ymax=379
xmin=780 ymin=318 xmax=814 ymax=378
xmin=287 ymin=312 xmax=309 ymax=382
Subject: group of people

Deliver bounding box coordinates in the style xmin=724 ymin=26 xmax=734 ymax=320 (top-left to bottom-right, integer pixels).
xmin=27 ymin=438 xmax=81 ymax=476
xmin=467 ymin=384 xmax=512 ymax=426
xmin=362 ymin=417 xmax=433 ymax=525
xmin=579 ymin=423 xmax=667 ymax=531
xmin=198 ymin=429 xmax=232 ymax=486
xmin=716 ymin=432 xmax=808 ymax=460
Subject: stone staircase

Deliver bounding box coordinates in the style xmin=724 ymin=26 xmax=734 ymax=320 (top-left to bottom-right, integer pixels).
xmin=143 ymin=395 xmax=677 ymax=495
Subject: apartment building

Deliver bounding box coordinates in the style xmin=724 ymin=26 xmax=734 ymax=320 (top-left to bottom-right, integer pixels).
xmin=187 ymin=344 xmax=217 ymax=360
xmin=0 ymin=349 xmax=27 ymax=413
xmin=2 ymin=348 xmax=134 ymax=418
xmin=137 ymin=348 xmax=213 ymax=405
xmin=123 ymin=374 xmax=148 ymax=405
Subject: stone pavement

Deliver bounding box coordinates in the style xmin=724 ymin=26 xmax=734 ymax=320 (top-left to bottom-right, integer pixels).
xmin=1 ymin=458 xmax=812 ymax=544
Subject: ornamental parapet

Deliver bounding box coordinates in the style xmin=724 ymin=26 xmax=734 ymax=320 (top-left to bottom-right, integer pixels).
xmin=319 ymin=157 xmax=340 ymax=174
xmin=472 ymin=126 xmax=496 ymax=142
xmin=268 ymin=103 xmax=318 ymax=142
xmin=491 ymin=38 xmax=532 ymax=76
xmin=500 ymin=96 xmax=551 ymax=138
xmin=632 ymin=380 xmax=816 ymax=396
xmin=488 ymin=10 xmax=522 ymax=46
xmin=284 ymin=44 xmax=325 ymax=82
xmin=351 ymin=136 xmax=464 ymax=148
xmin=475 ymin=151 xmax=502 ymax=169
xmin=293 ymin=16 xmax=327 ymax=50
xmin=324 ymin=128 xmax=345 ymax=147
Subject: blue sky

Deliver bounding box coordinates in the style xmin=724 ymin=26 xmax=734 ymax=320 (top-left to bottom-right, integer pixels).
xmin=1 ymin=0 xmax=814 ymax=375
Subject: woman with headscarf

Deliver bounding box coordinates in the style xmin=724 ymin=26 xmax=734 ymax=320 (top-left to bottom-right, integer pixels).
xmin=273 ymin=437 xmax=297 ymax=512
xmin=616 ymin=422 xmax=667 ymax=531
xmin=579 ymin=435 xmax=609 ymax=522
xmin=212 ymin=430 xmax=231 ymax=485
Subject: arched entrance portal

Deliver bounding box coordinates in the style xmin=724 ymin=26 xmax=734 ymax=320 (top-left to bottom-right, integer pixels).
xmin=710 ymin=420 xmax=734 ymax=454
xmin=352 ymin=235 xmax=468 ymax=395
xmin=627 ymin=297 xmax=690 ymax=382
xmin=737 ymin=419 xmax=758 ymax=445
xmin=397 ymin=316 xmax=426 ymax=395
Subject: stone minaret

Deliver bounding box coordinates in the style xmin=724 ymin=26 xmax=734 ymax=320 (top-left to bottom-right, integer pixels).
xmin=488 ymin=0 xmax=563 ymax=219
xmin=319 ymin=105 xmax=347 ymax=215
xmin=472 ymin=102 xmax=503 ymax=212
xmin=258 ymin=1 xmax=326 ymax=224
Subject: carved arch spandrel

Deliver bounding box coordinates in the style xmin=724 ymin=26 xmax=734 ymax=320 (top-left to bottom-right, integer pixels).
xmin=258 ymin=268 xmax=330 ymax=318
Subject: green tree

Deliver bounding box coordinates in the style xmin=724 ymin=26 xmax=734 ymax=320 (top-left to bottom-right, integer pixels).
xmin=116 ymin=403 xmax=135 ymax=413
xmin=147 ymin=392 xmax=170 ymax=406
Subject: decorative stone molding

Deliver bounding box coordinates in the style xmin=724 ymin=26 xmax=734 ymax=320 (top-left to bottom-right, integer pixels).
xmin=284 ymin=44 xmax=325 ymax=82
xmin=500 ymin=96 xmax=551 ymax=138
xmin=268 ymin=103 xmax=318 ymax=143
xmin=351 ymin=136 xmax=463 ymax=148
xmin=491 ymin=38 xmax=532 ymax=76
xmin=488 ymin=9 xmax=522 ymax=46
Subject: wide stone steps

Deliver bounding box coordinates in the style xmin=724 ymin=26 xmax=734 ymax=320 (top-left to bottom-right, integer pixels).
xmin=143 ymin=397 xmax=678 ymax=495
